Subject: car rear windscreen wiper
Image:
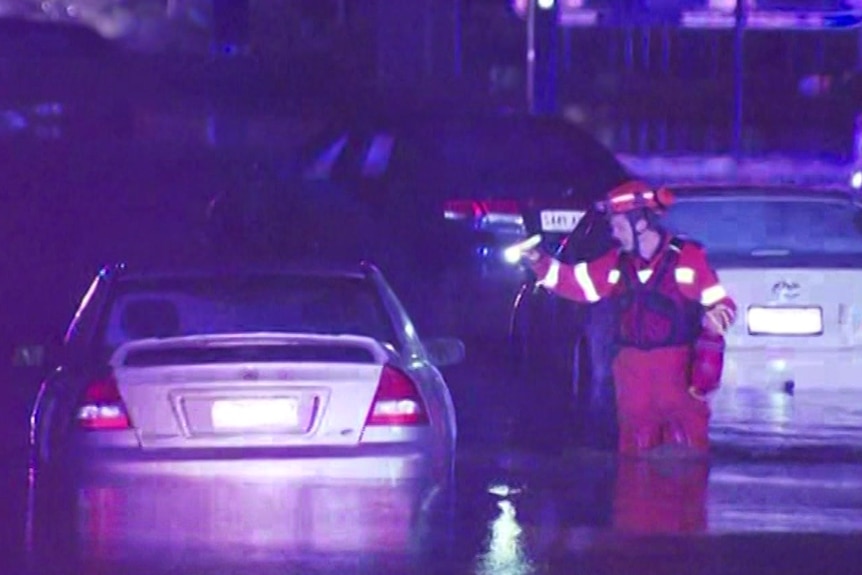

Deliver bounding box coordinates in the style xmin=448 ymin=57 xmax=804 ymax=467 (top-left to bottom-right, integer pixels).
xmin=750 ymin=248 xmax=791 ymax=257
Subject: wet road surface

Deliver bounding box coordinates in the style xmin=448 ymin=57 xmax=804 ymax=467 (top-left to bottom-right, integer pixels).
xmin=2 ymin=341 xmax=862 ymax=575
xmin=4 ymin=453 xmax=862 ymax=575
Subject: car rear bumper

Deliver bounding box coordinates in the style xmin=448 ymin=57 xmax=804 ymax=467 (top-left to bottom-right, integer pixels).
xmin=57 ymin=438 xmax=443 ymax=484
xmin=710 ymin=347 xmax=862 ymax=444
xmin=722 ymin=347 xmax=862 ymax=391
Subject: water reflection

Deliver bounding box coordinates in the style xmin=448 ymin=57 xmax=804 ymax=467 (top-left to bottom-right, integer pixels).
xmin=613 ymin=457 xmax=710 ymax=535
xmin=26 ymin=473 xmax=451 ymax=574
xmin=19 ymin=454 xmax=862 ymax=575
xmin=707 ymin=464 xmax=862 ymax=533
xmin=472 ymin=456 xmax=710 ymax=570
xmin=477 ymin=498 xmax=534 ymax=575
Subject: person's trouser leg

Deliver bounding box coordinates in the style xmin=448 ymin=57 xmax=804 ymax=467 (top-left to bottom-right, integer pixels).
xmin=612 ymin=348 xmax=661 ymax=457
xmin=652 ymin=346 xmax=711 ymax=455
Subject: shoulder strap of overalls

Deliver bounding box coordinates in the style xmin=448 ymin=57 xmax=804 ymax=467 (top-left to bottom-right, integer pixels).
xmin=617 ymin=253 xmax=638 ymax=289
xmin=650 ymin=236 xmax=684 ymax=286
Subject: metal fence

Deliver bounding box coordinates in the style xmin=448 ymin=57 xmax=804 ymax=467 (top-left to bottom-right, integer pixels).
xmin=476 ymin=1 xmax=862 ymax=158
xmin=27 ymin=0 xmax=860 ymax=161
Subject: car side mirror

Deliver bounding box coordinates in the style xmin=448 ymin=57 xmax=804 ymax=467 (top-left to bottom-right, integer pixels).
xmin=11 ymin=341 xmax=64 ymax=369
xmin=11 ymin=344 xmax=48 ymax=368
xmin=424 ymin=337 xmax=466 ymax=367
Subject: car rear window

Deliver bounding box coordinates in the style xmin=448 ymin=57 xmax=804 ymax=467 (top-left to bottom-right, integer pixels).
xmin=663 ymin=196 xmax=862 ymax=265
xmin=96 ymin=274 xmax=397 ymax=357
xmin=299 ymin=116 xmax=629 ymax=201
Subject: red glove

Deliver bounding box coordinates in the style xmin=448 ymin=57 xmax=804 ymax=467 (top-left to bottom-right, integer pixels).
xmin=690 ymin=331 xmax=725 ymax=396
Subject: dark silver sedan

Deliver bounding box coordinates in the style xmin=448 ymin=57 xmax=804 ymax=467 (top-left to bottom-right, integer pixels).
xmin=30 ymin=261 xmax=463 ymax=484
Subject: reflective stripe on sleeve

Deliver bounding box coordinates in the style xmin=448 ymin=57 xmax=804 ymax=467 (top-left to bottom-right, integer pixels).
xmin=574 ymin=262 xmax=601 ymax=303
xmin=701 ymin=284 xmax=728 ymax=306
xmin=608 ymin=269 xmax=620 ymax=284
xmin=675 ymin=267 xmax=695 ymax=284
xmin=537 ymin=260 xmax=560 ymax=289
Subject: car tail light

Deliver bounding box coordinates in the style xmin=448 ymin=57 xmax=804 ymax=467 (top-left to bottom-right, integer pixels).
xmin=365 ymin=365 xmax=429 ymax=426
xmin=838 ymin=303 xmax=862 ymax=344
xmin=443 ymin=199 xmax=525 ymax=229
xmin=76 ymin=374 xmax=131 ymax=431
xmin=443 ymin=199 xmax=482 ymax=221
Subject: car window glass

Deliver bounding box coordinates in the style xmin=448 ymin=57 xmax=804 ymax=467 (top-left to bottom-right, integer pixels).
xmin=303 ymin=134 xmax=349 ymax=180
xmin=360 ymin=133 xmax=396 ymax=177
xmin=99 ymin=276 xmax=398 ymax=358
xmin=664 ymin=198 xmax=862 ymax=259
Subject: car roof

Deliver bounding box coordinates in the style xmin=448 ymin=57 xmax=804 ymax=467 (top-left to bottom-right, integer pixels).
xmin=294 ymin=110 xmax=631 ymax=199
xmin=667 ymin=183 xmax=857 ymax=204
xmin=301 ymin=110 xmax=620 ymax=152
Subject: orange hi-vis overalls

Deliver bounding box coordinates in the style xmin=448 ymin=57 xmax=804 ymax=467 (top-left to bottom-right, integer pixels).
xmin=531 ymin=234 xmax=736 ymax=456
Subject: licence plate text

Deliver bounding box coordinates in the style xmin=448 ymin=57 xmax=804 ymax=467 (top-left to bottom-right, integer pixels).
xmin=540 ymin=210 xmax=584 ymax=233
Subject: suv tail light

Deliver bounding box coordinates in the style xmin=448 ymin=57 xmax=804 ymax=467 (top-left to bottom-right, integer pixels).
xmin=443 ymin=199 xmax=481 ymax=221
xmin=76 ymin=374 xmax=131 ymax=431
xmin=365 ymin=365 xmax=429 ymax=426
xmin=443 ymin=199 xmax=525 ymax=229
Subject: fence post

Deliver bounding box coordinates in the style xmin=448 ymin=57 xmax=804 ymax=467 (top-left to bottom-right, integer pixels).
xmin=527 ymin=0 xmax=560 ymax=115
xmin=454 ymin=0 xmax=463 ymax=76
xmin=424 ymin=0 xmax=434 ymax=77
xmin=732 ymin=0 xmax=746 ymax=158
xmin=526 ymin=0 xmax=536 ymax=112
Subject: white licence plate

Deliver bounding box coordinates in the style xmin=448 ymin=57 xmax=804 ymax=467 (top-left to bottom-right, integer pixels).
xmin=211 ymin=398 xmax=299 ymax=430
xmin=540 ymin=210 xmax=585 ymax=233
xmin=747 ymin=306 xmax=823 ymax=336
